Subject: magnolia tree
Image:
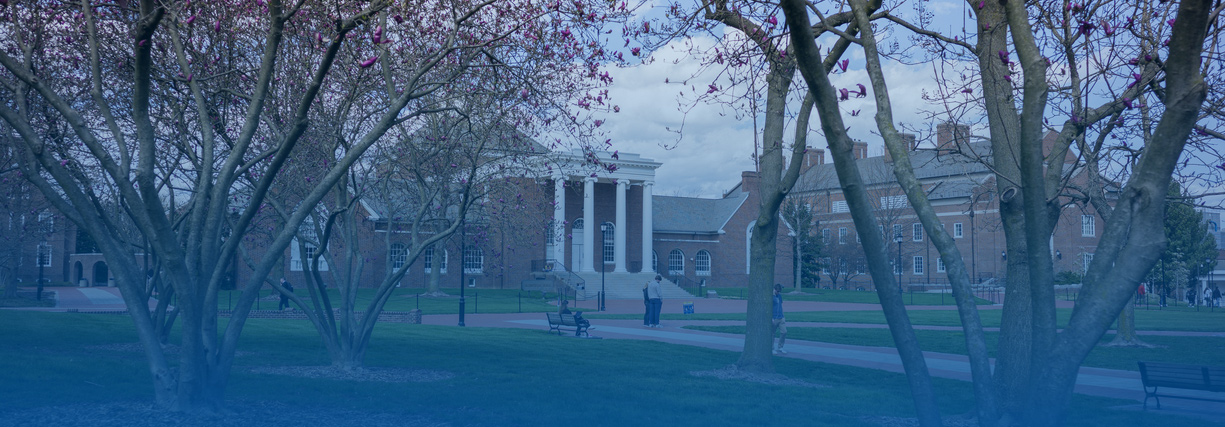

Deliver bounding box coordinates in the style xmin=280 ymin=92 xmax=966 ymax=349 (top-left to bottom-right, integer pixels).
xmin=783 ymin=0 xmax=1220 ymax=424
xmin=0 ymin=0 xmax=623 ymax=413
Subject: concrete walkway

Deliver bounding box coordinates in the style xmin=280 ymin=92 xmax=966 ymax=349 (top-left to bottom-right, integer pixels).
xmin=11 ymin=287 xmax=1225 ymax=422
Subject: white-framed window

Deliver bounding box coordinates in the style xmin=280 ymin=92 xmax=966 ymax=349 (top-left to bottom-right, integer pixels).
xmin=290 ymin=221 xmax=328 ymax=271
xmin=389 ymin=243 xmax=407 ymax=270
xmin=838 ymin=259 xmax=848 ymax=276
xmin=695 ymin=250 xmax=712 ymax=276
xmin=892 ymin=260 xmax=902 ymax=275
xmin=668 ymin=249 xmax=685 ymax=275
xmin=856 ymin=258 xmax=866 ymax=274
xmin=601 ymin=222 xmax=615 ymax=264
xmin=1083 ymin=253 xmax=1094 ymax=273
xmin=37 ymin=243 xmax=52 ymax=267
xmin=652 ymin=250 xmax=659 ymax=273
xmin=832 ymin=200 xmax=849 ymax=213
xmin=38 ymin=211 xmax=54 ymax=234
xmin=821 ymin=257 xmax=831 ymax=275
xmin=290 ymin=241 xmax=329 ymax=271
xmin=856 ymin=231 xmax=861 ymax=243
xmin=1081 ymin=215 xmax=1095 ymax=237
xmin=880 ymin=195 xmax=907 ymax=210
xmin=912 ymin=223 xmax=923 ymax=242
xmin=425 ymin=247 xmax=448 ymax=274
xmin=913 ymin=256 xmax=924 ymax=275
xmin=936 ymin=257 xmax=946 ymax=273
xmin=838 ymin=227 xmax=847 ymax=245
xmin=463 ymin=246 xmax=483 ymax=274
xmin=953 ymin=223 xmax=963 ymax=238
xmin=822 ymin=228 xmax=830 ymax=244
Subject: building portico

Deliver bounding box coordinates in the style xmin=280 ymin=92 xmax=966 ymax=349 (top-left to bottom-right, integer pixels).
xmin=550 ymin=150 xmax=660 ymax=274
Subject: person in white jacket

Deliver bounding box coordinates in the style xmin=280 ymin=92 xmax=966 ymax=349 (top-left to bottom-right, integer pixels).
xmin=646 ymin=275 xmax=663 ymax=327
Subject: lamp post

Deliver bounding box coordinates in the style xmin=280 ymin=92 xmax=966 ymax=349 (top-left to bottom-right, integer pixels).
xmin=600 ymin=223 xmax=609 ymax=311
xmin=458 ymin=218 xmax=466 ymax=327
xmin=894 ymin=232 xmax=903 ymax=294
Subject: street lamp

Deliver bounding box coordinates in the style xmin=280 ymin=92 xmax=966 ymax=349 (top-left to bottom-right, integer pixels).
xmin=894 ymin=232 xmax=903 ymax=294
xmin=600 ymin=223 xmax=609 ymax=311
xmin=458 ymin=218 xmax=466 ymax=327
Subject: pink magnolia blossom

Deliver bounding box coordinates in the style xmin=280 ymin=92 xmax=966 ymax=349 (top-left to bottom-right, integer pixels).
xmin=359 ymin=56 xmax=378 ymax=68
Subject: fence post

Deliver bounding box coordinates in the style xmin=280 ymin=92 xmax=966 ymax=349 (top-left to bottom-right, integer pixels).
xmin=474 ymin=292 xmax=478 ymax=314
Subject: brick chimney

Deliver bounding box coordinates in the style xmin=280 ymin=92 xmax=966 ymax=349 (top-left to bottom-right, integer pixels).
xmin=936 ymin=122 xmax=970 ymax=151
xmin=741 ymin=171 xmax=760 ymax=190
xmin=802 ymin=148 xmax=825 ymax=170
xmin=884 ymin=133 xmax=918 ymax=162
xmin=852 ymin=141 xmax=869 ymax=160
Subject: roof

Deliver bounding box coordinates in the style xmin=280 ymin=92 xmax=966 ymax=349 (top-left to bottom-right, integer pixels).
xmin=795 ymin=140 xmax=994 ymax=200
xmin=652 ymin=190 xmax=748 ymax=234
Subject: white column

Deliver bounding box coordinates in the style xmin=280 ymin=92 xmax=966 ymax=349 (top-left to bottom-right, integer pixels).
xmin=614 ymin=179 xmax=628 ymax=273
xmin=582 ymin=177 xmax=596 ymax=272
xmin=552 ymin=176 xmax=566 ymax=265
xmin=641 ymin=181 xmax=653 ymax=274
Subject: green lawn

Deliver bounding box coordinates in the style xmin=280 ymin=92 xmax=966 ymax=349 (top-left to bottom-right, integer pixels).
xmin=218 ymin=288 xmax=565 ymax=314
xmin=707 ymin=287 xmax=996 ymax=305
xmin=684 ymin=325 xmax=1225 ymax=371
xmin=590 ymin=306 xmax=1225 ymax=333
xmin=0 ymin=310 xmax=1207 ymax=426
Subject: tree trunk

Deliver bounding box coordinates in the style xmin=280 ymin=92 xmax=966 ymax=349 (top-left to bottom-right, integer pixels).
xmin=1104 ymin=297 xmax=1153 ymax=347
xmin=781 ymin=3 xmax=942 ymax=424
xmin=736 ymin=57 xmax=794 ymax=373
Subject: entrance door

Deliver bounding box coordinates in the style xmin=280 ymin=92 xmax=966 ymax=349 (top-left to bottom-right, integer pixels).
xmin=93 ymin=262 xmax=109 ymax=287
xmin=571 ymin=219 xmax=583 ymax=271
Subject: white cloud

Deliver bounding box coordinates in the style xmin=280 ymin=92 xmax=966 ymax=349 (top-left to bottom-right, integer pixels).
xmin=599 ymin=29 xmax=948 ymax=198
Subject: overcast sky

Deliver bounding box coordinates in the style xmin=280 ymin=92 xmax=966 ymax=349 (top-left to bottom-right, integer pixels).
xmin=595 ymin=3 xmax=974 ymax=199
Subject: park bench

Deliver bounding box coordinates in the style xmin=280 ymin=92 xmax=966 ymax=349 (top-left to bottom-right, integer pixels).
xmin=545 ymin=312 xmax=589 ymax=337
xmin=1137 ymin=361 xmax=1225 ymax=409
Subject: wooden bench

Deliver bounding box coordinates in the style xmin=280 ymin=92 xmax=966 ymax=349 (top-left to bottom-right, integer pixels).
xmin=1137 ymin=361 xmax=1225 ymax=409
xmin=545 ymin=312 xmax=589 ymax=337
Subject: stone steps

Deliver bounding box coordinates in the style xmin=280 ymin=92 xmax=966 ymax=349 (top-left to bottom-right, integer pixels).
xmin=570 ymin=272 xmax=692 ymax=300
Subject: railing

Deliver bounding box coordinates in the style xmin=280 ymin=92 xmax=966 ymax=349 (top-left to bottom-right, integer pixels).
xmin=669 ymin=274 xmax=703 ymax=296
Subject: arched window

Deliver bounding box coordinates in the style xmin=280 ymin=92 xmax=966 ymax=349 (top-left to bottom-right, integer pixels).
xmin=425 ymin=247 xmax=447 ymax=274
xmin=746 ymin=221 xmax=755 ymax=274
xmin=601 ymin=222 xmax=615 ymax=264
xmin=389 ymin=243 xmax=407 ymax=270
xmin=572 ymin=218 xmax=584 ymax=230
xmin=668 ymin=249 xmax=685 ymax=275
xmin=463 ymin=246 xmax=483 ymax=274
xmin=652 ymin=250 xmax=659 ymax=273
xmin=695 ymin=250 xmax=711 ymax=276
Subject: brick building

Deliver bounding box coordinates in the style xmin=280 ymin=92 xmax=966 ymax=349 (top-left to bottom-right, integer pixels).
xmin=788 ymin=123 xmax=1108 ymax=289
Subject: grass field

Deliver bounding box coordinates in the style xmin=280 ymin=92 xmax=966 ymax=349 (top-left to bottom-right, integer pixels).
xmin=706 ymin=287 xmax=997 ymax=305
xmin=0 ymin=310 xmax=1210 ymax=426
xmin=218 ymin=288 xmax=564 ymax=314
xmin=590 ymin=305 xmax=1225 ymax=333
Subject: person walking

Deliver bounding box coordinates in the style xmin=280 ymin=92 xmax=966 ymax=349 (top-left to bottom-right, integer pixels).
xmin=1213 ymin=286 xmax=1221 ymax=308
xmin=1206 ymin=286 xmax=1214 ymax=309
xmin=1186 ymin=288 xmax=1196 ymax=308
xmin=772 ymin=284 xmax=788 ymax=354
xmin=278 ymin=277 xmax=294 ymax=310
xmin=646 ymin=275 xmax=663 ymax=328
